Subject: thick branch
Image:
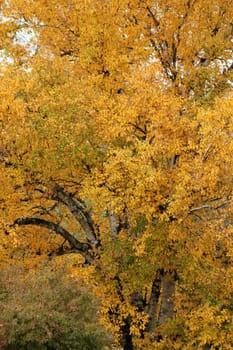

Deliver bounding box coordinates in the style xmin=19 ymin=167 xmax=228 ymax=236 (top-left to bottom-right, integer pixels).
xmin=157 ymin=271 xmax=176 ymax=326
xmin=108 ymin=210 xmax=119 ymax=236
xmin=107 ymin=209 xmax=129 ymax=236
xmin=13 ymin=217 xmax=95 ymax=265
xmin=54 ymin=185 xmax=99 ymax=247
xmin=145 ymin=269 xmax=163 ymax=334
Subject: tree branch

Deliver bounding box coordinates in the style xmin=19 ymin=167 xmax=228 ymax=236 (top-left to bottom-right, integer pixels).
xmin=157 ymin=271 xmax=176 ymax=326
xmin=53 ymin=185 xmax=99 ymax=248
xmin=13 ymin=217 xmax=95 ymax=265
xmin=129 ymin=121 xmax=147 ymax=140
xmin=145 ymin=269 xmax=163 ymax=334
xmin=202 ymin=144 xmax=213 ymax=162
xmin=146 ymin=6 xmax=160 ymax=27
xmin=188 ymin=200 xmax=231 ymax=214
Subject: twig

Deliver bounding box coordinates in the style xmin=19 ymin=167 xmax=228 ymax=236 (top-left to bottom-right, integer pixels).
xmin=188 ymin=200 xmax=231 ymax=214
xmin=202 ymin=144 xmax=213 ymax=162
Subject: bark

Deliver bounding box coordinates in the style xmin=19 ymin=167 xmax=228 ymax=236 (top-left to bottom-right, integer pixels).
xmin=145 ymin=269 xmax=164 ymax=334
xmin=120 ymin=318 xmax=134 ymax=350
xmin=108 ymin=210 xmax=119 ymax=236
xmin=145 ymin=269 xmax=176 ymax=339
xmin=130 ymin=291 xmax=146 ymax=312
xmin=157 ymin=271 xmax=176 ymax=326
xmin=14 ymin=217 xmax=95 ymax=265
xmin=54 ymin=185 xmax=99 ymax=247
xmin=107 ymin=207 xmax=129 ymax=236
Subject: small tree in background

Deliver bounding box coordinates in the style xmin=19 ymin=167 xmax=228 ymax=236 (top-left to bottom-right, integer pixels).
xmin=0 ymin=264 xmax=110 ymax=350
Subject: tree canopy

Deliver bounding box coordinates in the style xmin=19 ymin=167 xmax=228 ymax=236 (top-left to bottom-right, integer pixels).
xmin=1 ymin=1 xmax=233 ymax=349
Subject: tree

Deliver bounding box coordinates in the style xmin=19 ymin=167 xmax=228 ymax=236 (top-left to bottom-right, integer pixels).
xmin=0 ymin=264 xmax=110 ymax=350
xmin=1 ymin=0 xmax=233 ymax=348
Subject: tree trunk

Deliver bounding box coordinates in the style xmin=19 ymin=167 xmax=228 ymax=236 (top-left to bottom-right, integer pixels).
xmin=144 ymin=269 xmax=176 ymax=342
xmin=146 ymin=269 xmax=164 ymax=334
xmin=120 ymin=318 xmax=134 ymax=350
xmin=157 ymin=271 xmax=176 ymax=326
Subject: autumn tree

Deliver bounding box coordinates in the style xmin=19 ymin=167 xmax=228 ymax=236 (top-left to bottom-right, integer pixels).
xmin=1 ymin=1 xmax=233 ymax=349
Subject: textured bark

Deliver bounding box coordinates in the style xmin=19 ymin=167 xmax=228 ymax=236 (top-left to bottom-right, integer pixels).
xmin=145 ymin=269 xmax=164 ymax=334
xmin=146 ymin=269 xmax=163 ymax=333
xmin=130 ymin=291 xmax=146 ymax=312
xmin=157 ymin=271 xmax=176 ymax=326
xmin=144 ymin=269 xmax=176 ymax=339
xmin=108 ymin=210 xmax=119 ymax=236
xmin=54 ymin=185 xmax=99 ymax=247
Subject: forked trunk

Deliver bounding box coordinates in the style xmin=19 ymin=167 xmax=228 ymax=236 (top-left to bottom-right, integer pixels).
xmin=145 ymin=269 xmax=176 ymax=340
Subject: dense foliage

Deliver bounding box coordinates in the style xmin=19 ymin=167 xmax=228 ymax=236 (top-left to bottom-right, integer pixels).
xmin=0 ymin=265 xmax=109 ymax=350
xmin=1 ymin=1 xmax=233 ymax=349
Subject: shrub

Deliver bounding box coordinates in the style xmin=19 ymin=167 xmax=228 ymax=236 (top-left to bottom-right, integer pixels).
xmin=0 ymin=265 xmax=109 ymax=350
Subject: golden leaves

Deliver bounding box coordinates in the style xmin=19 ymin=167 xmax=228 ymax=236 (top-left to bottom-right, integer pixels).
xmin=184 ymin=304 xmax=233 ymax=349
xmin=1 ymin=0 xmax=233 ymax=347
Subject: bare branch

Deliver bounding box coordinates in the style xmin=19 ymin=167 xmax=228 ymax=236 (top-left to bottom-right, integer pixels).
xmin=30 ymin=203 xmax=57 ymax=217
xmin=214 ymin=200 xmax=231 ymax=210
xmin=202 ymin=144 xmax=213 ymax=162
xmin=188 ymin=200 xmax=231 ymax=214
xmin=188 ymin=204 xmax=211 ymax=213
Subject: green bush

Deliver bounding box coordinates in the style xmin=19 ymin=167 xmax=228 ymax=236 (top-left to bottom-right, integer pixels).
xmin=0 ymin=265 xmax=109 ymax=350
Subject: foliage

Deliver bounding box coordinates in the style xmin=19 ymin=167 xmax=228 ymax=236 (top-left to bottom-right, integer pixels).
xmin=0 ymin=264 xmax=110 ymax=350
xmin=0 ymin=0 xmax=233 ymax=349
